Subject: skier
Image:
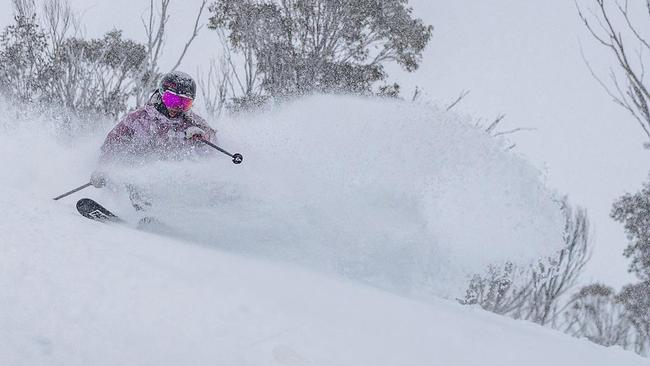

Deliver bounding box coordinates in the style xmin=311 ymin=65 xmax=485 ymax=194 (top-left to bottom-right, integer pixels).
xmin=90 ymin=71 xmax=216 ymax=210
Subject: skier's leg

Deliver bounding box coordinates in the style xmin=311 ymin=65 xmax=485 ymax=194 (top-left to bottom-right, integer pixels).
xmin=123 ymin=184 xmax=175 ymax=235
xmin=125 ymin=183 xmax=153 ymax=212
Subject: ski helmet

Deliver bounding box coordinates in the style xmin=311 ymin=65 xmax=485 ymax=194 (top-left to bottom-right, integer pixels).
xmin=159 ymin=71 xmax=196 ymax=112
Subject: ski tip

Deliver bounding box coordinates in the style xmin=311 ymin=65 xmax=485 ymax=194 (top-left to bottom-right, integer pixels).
xmin=76 ymin=198 xmax=119 ymax=222
xmin=76 ymin=198 xmax=94 ymax=209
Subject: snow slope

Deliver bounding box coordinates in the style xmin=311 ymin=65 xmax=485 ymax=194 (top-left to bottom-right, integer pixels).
xmin=0 ymin=186 xmax=645 ymax=366
xmin=0 ymin=96 xmax=643 ymax=364
xmin=1 ymin=96 xmax=565 ymax=299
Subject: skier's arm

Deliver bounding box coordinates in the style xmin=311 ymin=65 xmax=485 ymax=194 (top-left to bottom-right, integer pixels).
xmin=99 ymin=117 xmax=137 ymax=164
xmin=185 ymin=125 xmax=217 ymax=143
xmin=203 ymin=125 xmax=217 ymax=143
xmin=184 ymin=113 xmax=218 ymax=155
xmin=90 ymin=122 xmax=135 ymax=188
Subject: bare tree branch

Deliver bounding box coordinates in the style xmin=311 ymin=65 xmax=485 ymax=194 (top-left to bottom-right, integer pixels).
xmin=578 ymin=0 xmax=650 ymax=142
xmin=11 ymin=0 xmax=35 ymax=17
xmin=445 ymin=90 xmax=470 ymax=111
xmin=492 ymin=127 xmax=536 ymax=137
xmin=171 ymin=0 xmax=207 ymax=72
xmin=484 ymin=113 xmax=506 ymax=134
xmin=411 ymin=86 xmax=421 ymax=102
xmin=197 ymin=57 xmax=230 ymax=119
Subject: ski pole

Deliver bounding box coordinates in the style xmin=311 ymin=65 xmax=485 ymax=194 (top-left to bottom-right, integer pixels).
xmin=200 ymin=140 xmax=243 ymax=164
xmin=53 ymin=182 xmax=93 ymax=201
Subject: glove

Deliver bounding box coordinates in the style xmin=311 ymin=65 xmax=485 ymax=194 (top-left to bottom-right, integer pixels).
xmin=90 ymin=171 xmax=108 ymax=188
xmin=185 ymin=126 xmax=207 ymax=141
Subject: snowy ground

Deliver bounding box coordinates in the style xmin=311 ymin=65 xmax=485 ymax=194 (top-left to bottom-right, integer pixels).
xmin=0 ymin=96 xmax=645 ymax=364
xmin=0 ymin=185 xmax=645 ymax=365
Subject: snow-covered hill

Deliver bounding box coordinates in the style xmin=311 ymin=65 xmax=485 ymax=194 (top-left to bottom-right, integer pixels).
xmin=1 ymin=96 xmax=566 ymax=299
xmin=0 ymin=185 xmax=645 ymax=365
xmin=0 ymin=96 xmax=644 ymax=365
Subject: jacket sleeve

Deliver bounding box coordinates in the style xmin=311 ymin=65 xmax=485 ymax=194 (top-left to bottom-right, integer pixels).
xmin=203 ymin=124 xmax=217 ymax=144
xmin=189 ymin=113 xmax=218 ymax=143
xmin=99 ymin=115 xmax=137 ymax=164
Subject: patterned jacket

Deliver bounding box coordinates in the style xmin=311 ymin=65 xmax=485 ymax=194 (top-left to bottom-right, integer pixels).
xmin=99 ymin=104 xmax=217 ymax=164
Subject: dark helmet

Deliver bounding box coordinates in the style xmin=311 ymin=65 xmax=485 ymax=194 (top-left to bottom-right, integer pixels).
xmin=159 ymin=71 xmax=196 ymax=99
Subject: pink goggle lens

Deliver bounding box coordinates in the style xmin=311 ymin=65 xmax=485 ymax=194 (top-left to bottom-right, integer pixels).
xmin=162 ymin=91 xmax=193 ymax=112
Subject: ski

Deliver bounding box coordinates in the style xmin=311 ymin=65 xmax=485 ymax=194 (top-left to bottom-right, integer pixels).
xmin=76 ymin=198 xmax=122 ymax=223
xmin=76 ymin=198 xmax=175 ymax=236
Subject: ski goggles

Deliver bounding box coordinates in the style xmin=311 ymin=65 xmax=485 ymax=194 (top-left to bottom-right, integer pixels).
xmin=161 ymin=90 xmax=194 ymax=112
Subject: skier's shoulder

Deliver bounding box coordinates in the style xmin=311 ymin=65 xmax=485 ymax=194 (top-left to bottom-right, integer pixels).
xmin=116 ymin=105 xmax=160 ymax=129
xmin=120 ymin=105 xmax=148 ymax=119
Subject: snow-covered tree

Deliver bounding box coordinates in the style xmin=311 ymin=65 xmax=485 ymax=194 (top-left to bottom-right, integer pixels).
xmin=207 ymin=0 xmax=432 ymax=99
xmin=462 ymin=202 xmax=591 ymax=326
xmin=51 ymin=31 xmax=147 ymax=117
xmin=618 ymin=281 xmax=650 ymax=355
xmin=612 ymin=180 xmax=650 ymax=281
xmin=563 ymin=284 xmax=635 ymax=349
xmin=1 ymin=0 xmax=206 ymax=119
xmin=0 ymin=14 xmax=52 ymax=104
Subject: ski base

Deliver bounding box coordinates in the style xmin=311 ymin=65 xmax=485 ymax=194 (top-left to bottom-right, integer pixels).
xmin=76 ymin=198 xmax=121 ymax=223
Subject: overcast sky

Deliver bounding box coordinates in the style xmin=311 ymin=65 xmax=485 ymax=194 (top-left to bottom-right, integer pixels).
xmin=3 ymin=0 xmax=649 ymax=287
xmin=405 ymin=0 xmax=650 ymax=286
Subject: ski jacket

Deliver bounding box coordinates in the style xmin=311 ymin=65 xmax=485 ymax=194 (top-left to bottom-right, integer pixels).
xmin=99 ymin=104 xmax=217 ymax=164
